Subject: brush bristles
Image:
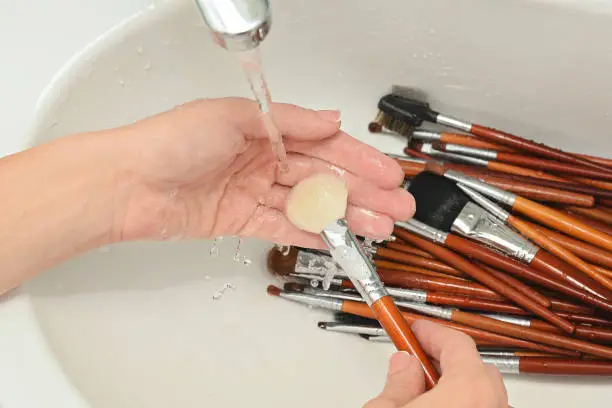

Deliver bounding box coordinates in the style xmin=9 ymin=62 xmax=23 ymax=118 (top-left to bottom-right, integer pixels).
xmin=408 ymin=171 xmax=470 ymax=232
xmin=380 ymin=114 xmax=415 ymax=138
xmin=267 ymin=285 xmax=282 ymax=297
xmin=267 ymin=246 xmax=299 ymax=276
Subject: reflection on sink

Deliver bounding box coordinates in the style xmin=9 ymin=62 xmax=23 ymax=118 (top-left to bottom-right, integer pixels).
xmin=24 ymin=0 xmax=612 ymax=407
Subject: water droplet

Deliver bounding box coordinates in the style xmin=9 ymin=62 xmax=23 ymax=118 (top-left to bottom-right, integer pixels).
xmin=144 ymin=61 xmax=151 ymax=71
xmin=212 ymin=282 xmax=235 ymax=300
xmin=48 ymin=120 xmax=59 ymax=129
xmin=118 ymin=78 xmax=126 ymax=87
xmin=276 ymin=244 xmax=291 ymax=256
xmin=204 ymin=275 xmax=212 ymax=281
xmin=163 ymin=39 xmax=172 ymax=46
xmin=429 ymin=28 xmax=437 ymax=34
xmin=412 ymin=53 xmax=418 ymax=58
xmin=209 ymin=237 xmax=221 ymax=257
xmin=135 ymin=45 xmax=144 ymax=54
xmin=233 ymin=238 xmax=251 ymax=266
xmin=113 ymin=67 xmax=120 ymax=72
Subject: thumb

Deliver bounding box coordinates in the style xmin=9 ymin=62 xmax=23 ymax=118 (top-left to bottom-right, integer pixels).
xmin=364 ymin=352 xmax=426 ymax=408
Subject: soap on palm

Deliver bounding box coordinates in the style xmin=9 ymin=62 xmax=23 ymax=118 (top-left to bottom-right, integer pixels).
xmin=286 ymin=173 xmax=348 ymax=234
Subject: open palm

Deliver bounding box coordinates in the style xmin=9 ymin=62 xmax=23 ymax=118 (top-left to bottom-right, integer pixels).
xmin=117 ymin=98 xmax=414 ymax=247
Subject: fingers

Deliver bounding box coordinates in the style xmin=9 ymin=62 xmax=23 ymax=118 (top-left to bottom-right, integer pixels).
xmin=213 ymin=98 xmax=342 ymax=142
xmin=258 ymin=185 xmax=395 ymax=240
xmin=484 ymin=364 xmax=508 ymax=405
xmin=364 ymin=352 xmax=426 ymax=408
xmin=284 ymin=131 xmax=405 ymax=190
xmin=410 ymin=320 xmax=481 ymax=376
xmin=275 ymin=154 xmax=415 ymax=222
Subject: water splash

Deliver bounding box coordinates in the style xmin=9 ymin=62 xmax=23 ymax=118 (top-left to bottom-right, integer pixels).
xmin=236 ymin=48 xmax=288 ymax=171
xmin=276 ymin=244 xmax=291 ymax=256
xmin=233 ymin=238 xmax=252 ymax=266
xmin=209 ymin=236 xmax=223 ymax=257
xmin=212 ymin=282 xmax=236 ymax=300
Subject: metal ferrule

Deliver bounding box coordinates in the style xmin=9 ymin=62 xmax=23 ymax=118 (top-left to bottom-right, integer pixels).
xmin=457 ymin=184 xmax=510 ymax=221
xmin=435 ymin=114 xmax=473 ymax=133
xmin=294 ymin=250 xmax=348 ymax=278
xmin=367 ymin=336 xmax=393 ymax=343
xmin=480 ymin=313 xmax=531 ymax=327
xmin=386 ymin=287 xmax=428 ymax=303
xmin=195 ymin=0 xmax=272 ymax=51
xmin=443 ymin=170 xmax=517 ymax=206
xmin=289 ymin=273 xmax=344 ymax=287
xmin=481 ymin=356 xmax=521 ymax=374
xmin=443 ymin=143 xmax=499 ymax=160
xmin=412 ymin=129 xmax=442 ymax=142
xmin=323 ymin=323 xmax=386 ymax=337
xmin=478 ymin=351 xmax=518 ymax=357
xmin=395 ymin=301 xmax=453 ymax=320
xmin=301 ymin=287 xmax=364 ymax=303
xmin=321 ymin=219 xmax=388 ymax=306
xmin=452 ymin=202 xmax=538 ymax=263
xmin=279 ymin=291 xmax=343 ymax=312
xmin=396 ymin=219 xmax=449 ymax=244
xmin=422 ymin=144 xmax=489 ymax=167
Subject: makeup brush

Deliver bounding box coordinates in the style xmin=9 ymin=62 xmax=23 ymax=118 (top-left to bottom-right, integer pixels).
xmin=481 ymin=356 xmax=612 ymax=376
xmin=395 ymin=155 xmax=595 ymax=207
xmin=420 ymin=142 xmax=570 ymax=183
xmin=408 ymin=172 xmax=612 ymax=298
xmin=268 ymin=287 xmax=579 ymax=356
xmin=409 ymin=129 xmax=517 ymax=153
xmin=289 ymin=281 xmax=529 ymax=316
xmin=455 ymin=182 xmax=612 ymax=293
xmin=432 ymin=142 xmax=612 ymax=182
xmin=427 ymin=163 xmax=612 ymax=252
xmin=392 ymin=222 xmax=576 ymax=333
xmin=393 ymin=221 xmax=612 ymax=314
xmin=397 ymin=301 xmax=612 ymax=359
xmin=376 ymin=89 xmax=612 ymax=173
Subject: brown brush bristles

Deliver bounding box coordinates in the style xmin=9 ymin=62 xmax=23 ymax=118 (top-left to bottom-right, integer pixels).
xmin=267 ymin=285 xmax=282 ymax=296
xmin=380 ymin=113 xmax=415 ymax=138
xmin=266 ymin=246 xmax=299 ymax=276
xmin=369 ymin=111 xmax=385 ymax=133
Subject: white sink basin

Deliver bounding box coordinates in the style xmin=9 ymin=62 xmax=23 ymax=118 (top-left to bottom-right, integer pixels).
xmin=19 ymin=0 xmax=612 ymax=407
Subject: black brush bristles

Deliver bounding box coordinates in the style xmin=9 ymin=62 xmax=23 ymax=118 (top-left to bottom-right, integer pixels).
xmin=408 ymin=171 xmax=471 ymax=232
xmin=332 ymin=312 xmax=380 ymax=327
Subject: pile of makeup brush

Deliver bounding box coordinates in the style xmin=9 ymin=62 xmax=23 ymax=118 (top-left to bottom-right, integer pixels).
xmin=266 ymin=88 xmax=612 ymax=377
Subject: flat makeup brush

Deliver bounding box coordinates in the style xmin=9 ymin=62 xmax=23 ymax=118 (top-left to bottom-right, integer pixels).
xmin=427 ymin=163 xmax=612 ymax=252
xmin=394 ymin=155 xmax=595 ymax=207
xmin=408 ymin=172 xmax=612 ymax=298
xmin=267 ymin=287 xmax=578 ymax=356
xmin=432 ymin=142 xmax=612 ymax=182
xmin=392 ymin=222 xmax=576 ymax=333
xmin=393 ymin=221 xmax=612 ymax=314
xmin=376 ymin=89 xmax=612 ymax=173
xmin=456 ymin=182 xmax=612 ymax=293
xmin=398 ymin=301 xmax=612 ymax=359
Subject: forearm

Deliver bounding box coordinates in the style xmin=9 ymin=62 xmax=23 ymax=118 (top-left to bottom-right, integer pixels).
xmin=0 ymin=131 xmax=131 ymax=292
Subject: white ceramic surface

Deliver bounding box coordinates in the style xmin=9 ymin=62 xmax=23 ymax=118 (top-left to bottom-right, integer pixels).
xmin=8 ymin=0 xmax=612 ymax=407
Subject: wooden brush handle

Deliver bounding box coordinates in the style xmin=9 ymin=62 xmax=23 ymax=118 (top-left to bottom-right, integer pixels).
xmin=376 ymin=269 xmax=503 ymax=301
xmin=519 ymin=358 xmax=612 ymax=376
xmin=440 ymin=232 xmax=612 ymax=314
xmin=385 ymin=241 xmax=435 ymax=259
xmin=566 ymin=206 xmax=612 ymax=224
xmin=510 ymin=216 xmax=612 ymax=293
xmin=557 ymin=312 xmax=612 ymax=328
xmin=452 ymin=310 xmax=612 ymax=359
xmin=440 ymin=133 xmax=516 ymax=153
xmin=395 ymin=230 xmax=576 ymax=334
xmin=371 ymin=296 xmax=439 ymax=388
xmin=514 ymin=197 xmax=612 ymax=252
xmin=526 ymin=221 xmax=612 ymax=269
xmin=561 ymin=208 xmax=612 ymax=237
xmin=548 ymin=298 xmax=595 ymax=316
xmin=571 ymin=176 xmax=612 ymax=192
xmin=495 ymin=151 xmax=612 ymax=181
xmin=374 ymin=259 xmax=466 ymax=280
xmin=477 ymin=263 xmax=550 ymax=308
xmin=425 ymin=292 xmax=530 ymax=315
xmin=341 ymin=301 xmax=579 ymax=357
xmin=592 ymin=264 xmax=612 ymax=279
xmin=576 ymin=153 xmax=612 ymax=169
xmin=486 ymin=161 xmax=564 ymax=182
xmin=469 ymin=124 xmax=612 ymax=174
xmin=375 ymin=247 xmax=459 ymax=276
xmin=528 ymin=320 xmax=612 ymax=345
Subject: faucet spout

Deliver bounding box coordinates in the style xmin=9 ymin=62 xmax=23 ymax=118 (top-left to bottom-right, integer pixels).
xmin=194 ymin=0 xmax=271 ymax=51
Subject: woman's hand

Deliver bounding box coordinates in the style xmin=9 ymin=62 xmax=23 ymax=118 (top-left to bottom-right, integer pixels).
xmin=114 ymin=97 xmax=415 ymax=247
xmin=365 ymin=320 xmax=508 ymax=408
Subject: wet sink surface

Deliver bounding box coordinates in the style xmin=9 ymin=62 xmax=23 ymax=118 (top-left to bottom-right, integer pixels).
xmin=24 ymin=0 xmax=612 ymax=407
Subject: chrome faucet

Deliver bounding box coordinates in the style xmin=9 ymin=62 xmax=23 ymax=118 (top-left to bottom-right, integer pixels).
xmin=194 ymin=0 xmax=271 ymax=51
